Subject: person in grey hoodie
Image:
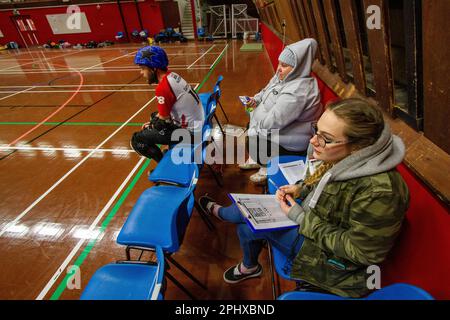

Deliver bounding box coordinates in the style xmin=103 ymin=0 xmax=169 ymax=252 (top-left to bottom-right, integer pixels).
xmin=200 ymin=99 xmax=409 ymax=297
xmin=240 ymin=38 xmax=323 ymax=183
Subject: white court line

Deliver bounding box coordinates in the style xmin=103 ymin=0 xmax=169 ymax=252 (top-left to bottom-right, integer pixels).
xmin=58 ymin=44 xmax=220 ymax=52
xmin=6 ymin=64 xmax=211 ymax=72
xmin=0 ymin=96 xmax=155 ymax=238
xmin=0 ymin=86 xmax=36 ymax=101
xmin=0 ymin=82 xmax=199 ymax=94
xmin=0 ymin=51 xmax=137 ymax=101
xmin=167 ymin=52 xmax=219 ymax=56
xmin=0 ymin=83 xmax=195 ymax=88
xmin=210 ymin=43 xmax=230 ymax=69
xmin=0 ymin=89 xmax=156 ymax=93
xmin=0 ymin=59 xmax=35 ymax=62
xmin=0 ymin=146 xmax=134 ymax=153
xmin=35 ymin=156 xmax=146 ymax=300
xmin=80 ymin=50 xmax=136 ymax=71
xmin=0 ymin=50 xmax=83 ymax=72
xmin=0 ymin=67 xmax=210 ymax=75
xmin=188 ymin=45 xmax=217 ymax=69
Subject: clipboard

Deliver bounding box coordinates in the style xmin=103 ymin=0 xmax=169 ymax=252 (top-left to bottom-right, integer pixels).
xmin=228 ymin=193 xmax=298 ymax=233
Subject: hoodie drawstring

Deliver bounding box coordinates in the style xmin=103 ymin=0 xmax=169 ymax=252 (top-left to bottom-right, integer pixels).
xmin=308 ymin=172 xmax=332 ymax=209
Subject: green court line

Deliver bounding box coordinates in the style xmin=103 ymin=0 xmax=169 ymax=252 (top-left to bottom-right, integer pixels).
xmin=197 ymin=42 xmax=229 ymax=91
xmin=0 ymin=121 xmax=144 ymax=126
xmin=49 ymin=158 xmax=151 ymax=300
xmin=3 ymin=43 xmax=229 ymax=129
xmin=49 ymin=42 xmax=229 ymax=300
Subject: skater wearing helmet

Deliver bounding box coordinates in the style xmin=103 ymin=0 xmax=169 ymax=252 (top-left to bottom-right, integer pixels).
xmin=130 ymin=46 xmax=204 ymax=162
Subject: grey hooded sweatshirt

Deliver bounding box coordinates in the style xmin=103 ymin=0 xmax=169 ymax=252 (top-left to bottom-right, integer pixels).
xmin=248 ymin=38 xmax=323 ymax=151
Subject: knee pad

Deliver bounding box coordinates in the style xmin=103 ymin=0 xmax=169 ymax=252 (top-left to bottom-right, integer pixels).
xmin=130 ymin=134 xmax=163 ymax=161
xmin=130 ymin=133 xmax=146 ymax=156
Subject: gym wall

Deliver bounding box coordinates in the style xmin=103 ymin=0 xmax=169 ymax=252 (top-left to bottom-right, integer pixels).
xmin=0 ymin=0 xmax=164 ymax=46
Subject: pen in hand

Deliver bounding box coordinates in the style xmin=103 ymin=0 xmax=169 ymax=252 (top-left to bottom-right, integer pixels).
xmin=237 ymin=200 xmax=253 ymax=220
xmin=269 ymin=179 xmax=290 ymax=205
xmin=268 ymin=178 xmax=281 ymax=192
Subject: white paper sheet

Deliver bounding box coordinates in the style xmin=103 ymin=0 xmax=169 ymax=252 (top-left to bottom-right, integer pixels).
xmin=229 ymin=193 xmax=298 ymax=231
xmin=278 ymin=160 xmax=307 ymax=185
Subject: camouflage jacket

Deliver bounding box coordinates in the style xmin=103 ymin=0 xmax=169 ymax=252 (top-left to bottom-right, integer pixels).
xmin=288 ymin=170 xmax=410 ymax=298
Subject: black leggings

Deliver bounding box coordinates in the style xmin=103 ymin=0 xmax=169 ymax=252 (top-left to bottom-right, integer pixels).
xmin=130 ymin=126 xmax=190 ymax=162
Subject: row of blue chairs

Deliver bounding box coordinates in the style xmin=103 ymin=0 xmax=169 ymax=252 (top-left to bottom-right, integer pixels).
xmin=266 ymin=155 xmax=434 ymax=300
xmin=81 ymin=77 xmax=227 ymax=300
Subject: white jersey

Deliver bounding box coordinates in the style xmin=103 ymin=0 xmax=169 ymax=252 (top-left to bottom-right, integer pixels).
xmin=156 ymin=72 xmax=204 ymax=131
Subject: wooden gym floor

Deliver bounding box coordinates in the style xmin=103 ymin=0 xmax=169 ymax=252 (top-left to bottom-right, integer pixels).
xmin=0 ymin=40 xmax=294 ymax=300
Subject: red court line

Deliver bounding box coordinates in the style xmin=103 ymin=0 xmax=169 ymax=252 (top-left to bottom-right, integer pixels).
xmin=6 ymin=64 xmax=84 ymax=147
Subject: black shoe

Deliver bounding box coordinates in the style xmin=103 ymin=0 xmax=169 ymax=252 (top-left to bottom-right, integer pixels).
xmin=199 ymin=194 xmax=222 ymax=220
xmin=223 ymin=263 xmax=262 ymax=284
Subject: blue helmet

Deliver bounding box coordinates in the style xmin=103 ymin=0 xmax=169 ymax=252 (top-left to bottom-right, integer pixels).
xmin=134 ymin=46 xmax=169 ymax=70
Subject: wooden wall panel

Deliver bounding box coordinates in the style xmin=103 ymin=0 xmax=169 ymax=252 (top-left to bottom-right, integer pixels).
xmin=363 ymin=0 xmax=395 ymax=114
xmin=275 ymin=0 xmax=302 ymax=41
xmin=265 ymin=5 xmax=275 ymax=29
xmin=422 ymin=0 xmax=450 ymax=154
xmin=339 ymin=0 xmax=367 ymax=94
xmin=302 ymin=0 xmax=324 ymax=63
xmin=257 ymin=7 xmax=267 ymax=25
xmin=311 ymin=0 xmax=333 ymax=70
xmin=289 ymin=0 xmax=306 ymax=39
xmin=294 ymin=0 xmax=312 ymax=38
xmin=323 ymin=0 xmax=349 ymax=82
xmin=391 ymin=0 xmax=423 ymax=130
xmin=268 ymin=3 xmax=282 ymax=34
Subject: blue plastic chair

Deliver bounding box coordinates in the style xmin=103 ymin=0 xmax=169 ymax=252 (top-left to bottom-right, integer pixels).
xmin=117 ymin=171 xmax=205 ymax=299
xmin=266 ymin=155 xmax=306 ymax=298
xmin=150 ymin=124 xmax=212 ymax=186
xmin=150 ymin=92 xmax=223 ymax=188
xmin=213 ymin=75 xmax=228 ymax=123
xmin=117 ymin=185 xmax=194 ymax=253
xmin=266 ymin=155 xmax=306 ymax=194
xmin=149 ymin=129 xmax=216 ymax=230
xmin=80 ymin=246 xmax=165 ymax=300
xmin=278 ymin=283 xmax=434 ymax=300
xmin=199 ymin=76 xmax=226 ymax=135
xmin=268 ymin=241 xmax=304 ymax=300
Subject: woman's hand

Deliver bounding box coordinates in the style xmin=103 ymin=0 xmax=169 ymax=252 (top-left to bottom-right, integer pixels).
xmin=278 ymin=184 xmax=302 ymax=199
xmin=246 ymin=97 xmax=257 ymax=109
xmin=279 ymin=195 xmax=297 ymax=215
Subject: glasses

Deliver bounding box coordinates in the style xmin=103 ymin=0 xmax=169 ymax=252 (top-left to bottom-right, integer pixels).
xmin=311 ymin=123 xmax=350 ymax=148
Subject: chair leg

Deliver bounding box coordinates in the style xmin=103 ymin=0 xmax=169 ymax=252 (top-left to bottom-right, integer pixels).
xmin=167 ymin=255 xmax=207 ymax=290
xmin=214 ymin=114 xmax=225 ymax=136
xmin=194 ymin=199 xmax=216 ymax=231
xmin=125 ymin=246 xmax=131 ymax=260
xmin=125 ymin=246 xmax=146 ymax=261
xmin=166 ymin=271 xmax=198 ymax=300
xmin=207 ymin=164 xmax=223 ymax=187
xmin=217 ymin=100 xmax=229 ymax=123
xmin=267 ymin=244 xmax=277 ymax=300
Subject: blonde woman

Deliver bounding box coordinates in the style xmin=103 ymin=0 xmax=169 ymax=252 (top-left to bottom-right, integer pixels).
xmin=200 ymin=99 xmax=409 ymax=298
